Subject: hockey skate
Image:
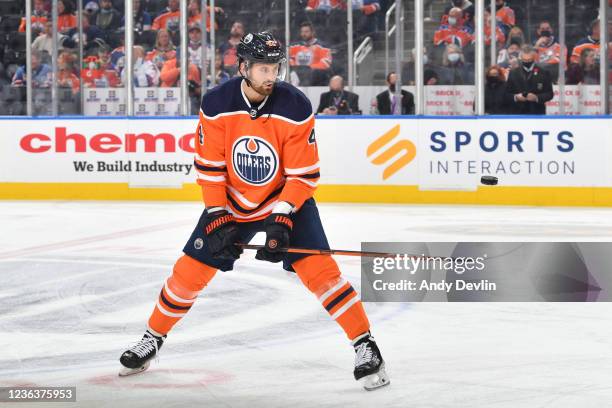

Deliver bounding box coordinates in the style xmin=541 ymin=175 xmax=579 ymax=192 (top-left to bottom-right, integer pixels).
xmin=353 ymin=332 xmax=390 ymax=391
xmin=118 ymin=330 xmax=165 ymax=377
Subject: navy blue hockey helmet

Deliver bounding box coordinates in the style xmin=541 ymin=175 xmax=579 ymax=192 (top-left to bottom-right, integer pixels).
xmin=237 ymin=31 xmax=287 ymax=81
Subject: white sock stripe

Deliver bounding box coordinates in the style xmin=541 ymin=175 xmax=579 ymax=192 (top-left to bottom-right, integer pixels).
xmin=318 ymin=279 xmax=348 ymax=304
xmin=330 ymin=296 xmax=360 ymax=320
xmin=164 ymin=280 xmax=196 ymax=304
xmin=156 ymin=300 xmax=187 ymax=318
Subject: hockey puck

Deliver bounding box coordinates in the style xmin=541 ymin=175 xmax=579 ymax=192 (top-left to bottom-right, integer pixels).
xmin=480 ymin=176 xmax=498 ymax=185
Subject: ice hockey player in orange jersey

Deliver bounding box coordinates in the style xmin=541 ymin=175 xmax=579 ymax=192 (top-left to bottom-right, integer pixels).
xmin=118 ymin=31 xmax=389 ymax=391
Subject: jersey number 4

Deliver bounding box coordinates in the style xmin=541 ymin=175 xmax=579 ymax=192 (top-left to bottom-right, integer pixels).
xmin=198 ymin=124 xmax=204 ymax=145
xmin=308 ymin=129 xmax=316 ymax=145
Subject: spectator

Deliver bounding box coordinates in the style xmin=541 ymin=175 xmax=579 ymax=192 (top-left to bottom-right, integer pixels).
xmin=437 ymin=44 xmax=474 ymax=85
xmin=187 ymin=0 xmax=223 ymax=32
xmin=83 ymin=1 xmax=99 ymax=16
xmin=188 ymin=25 xmax=204 ymax=69
xmin=57 ymin=0 xmax=77 ymax=34
xmin=213 ymin=51 xmax=231 ymax=85
xmin=493 ymin=0 xmax=515 ymax=35
xmin=289 ymin=22 xmax=332 ymax=86
xmin=121 ymin=0 xmax=152 ymax=32
xmin=11 ymin=51 xmax=52 ymax=88
xmin=57 ymin=60 xmax=80 ymax=96
xmin=65 ymin=14 xmax=105 ymax=52
xmin=533 ymin=21 xmax=564 ymax=82
xmin=375 ymin=72 xmax=415 ymax=115
xmin=403 ymin=47 xmax=439 ymax=85
xmin=506 ymin=26 xmax=525 ymax=48
xmin=305 ymin=0 xmax=380 ymax=16
xmin=218 ymin=21 xmax=245 ymax=76
xmin=121 ymin=46 xmax=159 ymax=87
xmin=93 ymin=0 xmax=122 ymax=32
xmin=497 ymin=42 xmax=520 ymax=69
xmin=316 ymin=75 xmax=359 ymax=115
xmin=18 ymin=0 xmax=48 ymax=34
xmin=567 ymin=48 xmax=600 ymax=85
xmin=571 ymin=19 xmax=600 ymax=64
xmin=31 ymin=21 xmax=54 ymax=56
xmin=152 ymin=0 xmax=180 ymax=32
xmin=82 ymin=46 xmax=121 ymax=88
xmin=146 ymin=29 xmax=176 ymax=71
xmin=484 ymin=8 xmax=505 ymax=48
xmin=505 ymin=45 xmax=553 ymax=115
xmin=442 ymin=0 xmax=475 ymax=29
xmin=484 ymin=65 xmax=509 ymax=114
xmin=433 ymin=8 xmax=474 ymax=49
xmin=160 ymin=50 xmax=200 ymax=87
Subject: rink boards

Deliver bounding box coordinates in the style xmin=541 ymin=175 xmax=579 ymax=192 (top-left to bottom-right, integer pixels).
xmin=1 ymin=116 xmax=612 ymax=206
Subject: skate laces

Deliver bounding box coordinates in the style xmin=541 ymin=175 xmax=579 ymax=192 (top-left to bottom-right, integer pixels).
xmin=354 ymin=342 xmax=373 ymax=367
xmin=130 ymin=332 xmax=160 ymax=359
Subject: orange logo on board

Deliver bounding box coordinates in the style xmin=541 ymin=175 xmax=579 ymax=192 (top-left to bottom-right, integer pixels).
xmin=367 ymin=125 xmax=416 ymax=180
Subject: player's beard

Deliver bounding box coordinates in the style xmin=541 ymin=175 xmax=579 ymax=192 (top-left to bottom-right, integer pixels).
xmin=250 ymin=80 xmax=275 ymax=97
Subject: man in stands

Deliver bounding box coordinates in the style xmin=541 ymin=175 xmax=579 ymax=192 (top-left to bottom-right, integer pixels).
xmin=433 ymin=7 xmax=474 ymax=50
xmin=289 ymin=21 xmax=332 ymax=86
xmin=218 ymin=21 xmax=245 ymax=76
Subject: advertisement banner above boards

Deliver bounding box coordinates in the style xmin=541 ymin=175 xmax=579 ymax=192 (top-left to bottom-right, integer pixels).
xmin=0 ymin=117 xmax=611 ymax=206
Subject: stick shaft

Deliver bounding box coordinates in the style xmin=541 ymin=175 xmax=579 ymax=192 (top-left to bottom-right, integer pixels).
xmin=238 ymin=243 xmax=406 ymax=258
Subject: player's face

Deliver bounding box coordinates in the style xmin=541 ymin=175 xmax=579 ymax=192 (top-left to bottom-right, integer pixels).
xmin=247 ymin=62 xmax=280 ymax=96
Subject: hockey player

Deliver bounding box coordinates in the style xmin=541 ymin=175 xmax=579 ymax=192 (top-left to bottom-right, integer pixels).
xmin=118 ymin=31 xmax=389 ymax=391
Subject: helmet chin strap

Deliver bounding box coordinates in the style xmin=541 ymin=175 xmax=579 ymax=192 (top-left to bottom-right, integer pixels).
xmin=239 ymin=59 xmax=253 ymax=88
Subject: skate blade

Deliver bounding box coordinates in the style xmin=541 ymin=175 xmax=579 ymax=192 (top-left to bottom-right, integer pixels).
xmin=118 ymin=360 xmax=150 ymax=377
xmin=361 ymin=363 xmax=390 ymax=391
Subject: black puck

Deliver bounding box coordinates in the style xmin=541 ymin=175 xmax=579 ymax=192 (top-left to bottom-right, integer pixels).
xmin=480 ymin=176 xmax=498 ymax=185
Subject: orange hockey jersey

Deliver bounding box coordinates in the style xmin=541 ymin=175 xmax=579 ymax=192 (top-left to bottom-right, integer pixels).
xmin=194 ymin=77 xmax=319 ymax=222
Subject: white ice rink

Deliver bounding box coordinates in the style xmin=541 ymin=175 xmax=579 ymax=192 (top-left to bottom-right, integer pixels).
xmin=1 ymin=201 xmax=612 ymax=407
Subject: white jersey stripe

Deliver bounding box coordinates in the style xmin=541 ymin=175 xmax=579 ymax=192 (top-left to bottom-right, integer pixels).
xmin=318 ymin=279 xmax=348 ymax=304
xmin=164 ymin=280 xmax=196 ymax=304
xmin=285 ymin=162 xmax=320 ymax=175
xmin=287 ymin=177 xmax=318 ymax=188
xmin=156 ymin=300 xmax=187 ymax=318
xmin=197 ymin=173 xmax=226 ymax=182
xmin=195 ymin=154 xmax=226 ymax=167
xmin=330 ymin=296 xmax=359 ymax=320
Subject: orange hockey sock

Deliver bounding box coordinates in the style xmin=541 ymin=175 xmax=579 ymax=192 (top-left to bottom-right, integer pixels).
xmin=292 ymin=255 xmax=370 ymax=340
xmin=147 ymin=255 xmax=217 ymax=335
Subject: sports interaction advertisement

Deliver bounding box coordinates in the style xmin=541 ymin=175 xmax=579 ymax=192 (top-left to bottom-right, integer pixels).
xmin=2 ymin=117 xmax=612 ymax=201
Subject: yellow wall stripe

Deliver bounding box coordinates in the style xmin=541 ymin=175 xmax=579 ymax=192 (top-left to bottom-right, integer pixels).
xmin=2 ymin=183 xmax=612 ymax=207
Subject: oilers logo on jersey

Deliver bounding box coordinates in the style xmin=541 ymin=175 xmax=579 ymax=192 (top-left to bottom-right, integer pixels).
xmin=232 ymin=136 xmax=279 ymax=186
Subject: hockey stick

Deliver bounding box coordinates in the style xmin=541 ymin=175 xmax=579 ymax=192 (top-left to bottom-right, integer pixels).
xmin=236 ymin=243 xmax=436 ymax=259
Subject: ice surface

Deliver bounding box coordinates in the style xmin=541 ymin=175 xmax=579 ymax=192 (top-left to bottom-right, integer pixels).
xmin=1 ymin=201 xmax=611 ymax=407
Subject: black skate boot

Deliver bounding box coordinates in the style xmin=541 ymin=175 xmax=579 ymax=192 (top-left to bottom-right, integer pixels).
xmin=118 ymin=330 xmax=166 ymax=377
xmin=352 ymin=332 xmax=390 ymax=391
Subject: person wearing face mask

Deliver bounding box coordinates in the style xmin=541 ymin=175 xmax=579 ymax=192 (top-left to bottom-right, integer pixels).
xmin=434 ymin=7 xmax=474 ymax=49
xmin=375 ymin=72 xmax=415 ymax=115
xmin=533 ymin=21 xmax=564 ymax=83
xmin=437 ymin=44 xmax=474 ymax=85
xmin=505 ymin=45 xmax=553 ymax=115
xmin=402 ymin=47 xmax=439 ymax=86
xmin=484 ymin=65 xmax=510 ymax=114
xmin=442 ymin=0 xmax=475 ymax=29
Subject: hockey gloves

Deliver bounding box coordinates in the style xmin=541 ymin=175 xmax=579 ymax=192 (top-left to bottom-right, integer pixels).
xmin=204 ymin=210 xmax=243 ymax=260
xmin=256 ymin=213 xmax=293 ymax=263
